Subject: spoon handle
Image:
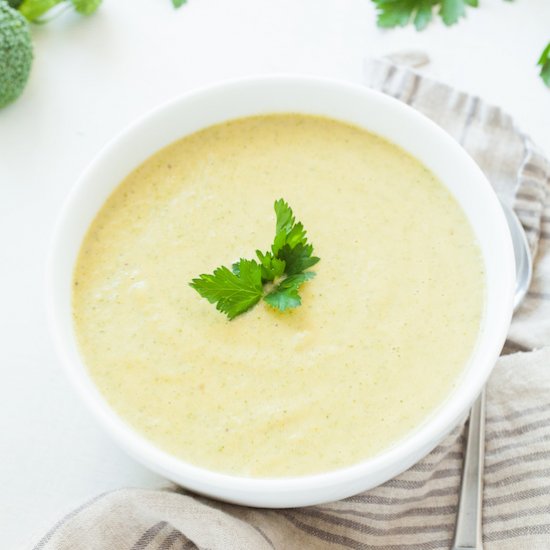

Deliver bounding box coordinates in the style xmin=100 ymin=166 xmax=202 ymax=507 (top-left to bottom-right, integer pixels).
xmin=451 ymin=390 xmax=485 ymax=550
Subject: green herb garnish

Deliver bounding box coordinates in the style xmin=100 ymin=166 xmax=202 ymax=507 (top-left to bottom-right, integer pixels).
xmin=372 ymin=0 xmax=480 ymax=31
xmin=538 ymin=42 xmax=550 ymax=88
xmin=370 ymin=2 xmax=549 ymax=88
xmin=190 ymin=199 xmax=320 ymax=320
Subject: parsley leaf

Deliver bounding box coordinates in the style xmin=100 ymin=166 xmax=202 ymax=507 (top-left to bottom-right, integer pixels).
xmin=538 ymin=42 xmax=550 ymax=88
xmin=274 ymin=198 xmax=296 ymax=234
xmin=190 ymin=259 xmax=263 ymax=320
xmin=372 ymin=0 xmax=478 ymax=31
xmin=172 ymin=0 xmax=187 ymax=7
xmin=189 ymin=199 xmax=319 ymax=319
xmin=270 ymin=199 xmax=319 ymax=275
xmin=278 ymin=243 xmax=319 ymax=276
xmin=440 ymin=0 xmax=478 ymax=26
xmin=264 ymin=272 xmax=316 ymax=311
xmin=256 ymin=250 xmax=286 ymax=282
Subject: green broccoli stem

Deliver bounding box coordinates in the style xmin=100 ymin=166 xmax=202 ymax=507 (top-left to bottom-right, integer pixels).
xmin=19 ymin=0 xmax=65 ymax=21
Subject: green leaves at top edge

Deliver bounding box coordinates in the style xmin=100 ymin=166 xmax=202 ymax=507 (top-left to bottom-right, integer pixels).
xmin=372 ymin=0 xmax=479 ymax=32
xmin=538 ymin=42 xmax=550 ymax=88
xmin=18 ymin=0 xmax=102 ymax=22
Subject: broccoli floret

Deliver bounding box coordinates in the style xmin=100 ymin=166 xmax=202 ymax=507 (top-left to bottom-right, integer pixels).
xmin=0 ymin=1 xmax=33 ymax=108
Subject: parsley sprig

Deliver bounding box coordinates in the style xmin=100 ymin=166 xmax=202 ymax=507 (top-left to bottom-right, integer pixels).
xmin=538 ymin=43 xmax=550 ymax=88
xmin=372 ymin=0 xmax=481 ymax=30
xmin=190 ymin=199 xmax=320 ymax=320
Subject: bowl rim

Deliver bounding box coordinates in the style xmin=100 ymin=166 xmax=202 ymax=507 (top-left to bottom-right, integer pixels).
xmin=46 ymin=74 xmax=516 ymax=507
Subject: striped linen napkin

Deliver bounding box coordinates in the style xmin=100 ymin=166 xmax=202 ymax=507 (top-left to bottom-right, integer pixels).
xmin=30 ymin=60 xmax=550 ymax=550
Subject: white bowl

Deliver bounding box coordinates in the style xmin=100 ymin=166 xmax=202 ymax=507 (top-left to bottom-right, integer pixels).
xmin=47 ymin=76 xmax=515 ymax=508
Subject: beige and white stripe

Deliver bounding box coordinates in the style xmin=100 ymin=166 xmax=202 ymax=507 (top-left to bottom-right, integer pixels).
xmin=28 ymin=60 xmax=550 ymax=549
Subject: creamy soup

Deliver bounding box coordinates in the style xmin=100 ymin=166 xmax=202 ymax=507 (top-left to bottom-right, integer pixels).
xmin=73 ymin=114 xmax=484 ymax=477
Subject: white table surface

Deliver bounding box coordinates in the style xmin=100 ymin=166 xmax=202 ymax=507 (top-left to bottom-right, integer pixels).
xmin=1 ymin=1 xmax=549 ymax=547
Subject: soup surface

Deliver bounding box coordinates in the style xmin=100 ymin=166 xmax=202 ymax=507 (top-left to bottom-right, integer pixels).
xmin=73 ymin=114 xmax=484 ymax=477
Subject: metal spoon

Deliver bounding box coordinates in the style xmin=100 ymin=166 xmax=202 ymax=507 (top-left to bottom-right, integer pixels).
xmin=451 ymin=202 xmax=532 ymax=550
